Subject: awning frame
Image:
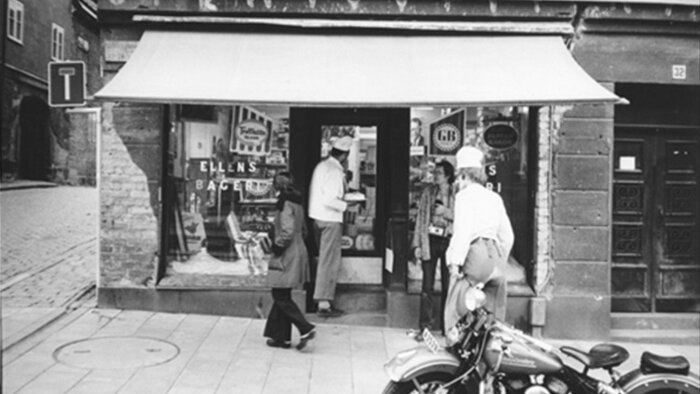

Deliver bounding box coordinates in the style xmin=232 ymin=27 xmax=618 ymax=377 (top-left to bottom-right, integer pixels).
xmin=96 ymin=28 xmax=624 ymax=107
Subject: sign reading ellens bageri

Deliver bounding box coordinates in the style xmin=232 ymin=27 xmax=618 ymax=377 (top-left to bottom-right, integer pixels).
xmin=161 ymin=105 xmax=289 ymax=287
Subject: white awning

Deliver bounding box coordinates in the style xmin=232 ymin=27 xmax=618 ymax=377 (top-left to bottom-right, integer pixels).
xmin=95 ymin=30 xmax=622 ymax=107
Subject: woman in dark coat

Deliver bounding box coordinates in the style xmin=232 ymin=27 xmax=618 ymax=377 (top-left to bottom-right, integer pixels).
xmin=263 ymin=172 xmax=316 ymax=350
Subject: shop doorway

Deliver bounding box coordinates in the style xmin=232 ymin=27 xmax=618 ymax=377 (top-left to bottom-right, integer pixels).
xmin=18 ymin=96 xmax=51 ymax=180
xmin=290 ymin=108 xmax=409 ymax=287
xmin=612 ymin=84 xmax=700 ymax=313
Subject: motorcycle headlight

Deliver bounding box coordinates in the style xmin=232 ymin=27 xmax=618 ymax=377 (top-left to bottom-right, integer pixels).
xmin=464 ymin=286 xmax=487 ymax=311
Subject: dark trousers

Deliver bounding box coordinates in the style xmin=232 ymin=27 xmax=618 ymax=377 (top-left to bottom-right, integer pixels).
xmin=419 ymin=235 xmax=450 ymax=332
xmin=264 ymin=288 xmax=315 ymax=343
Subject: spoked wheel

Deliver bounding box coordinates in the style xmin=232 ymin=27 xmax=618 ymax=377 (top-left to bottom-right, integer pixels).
xmin=623 ymin=375 xmax=700 ymax=394
xmin=381 ymin=372 xmax=466 ymax=394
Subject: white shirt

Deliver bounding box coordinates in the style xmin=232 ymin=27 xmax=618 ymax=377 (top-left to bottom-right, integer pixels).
xmin=308 ymin=156 xmax=348 ymax=223
xmin=446 ymin=183 xmax=514 ymax=267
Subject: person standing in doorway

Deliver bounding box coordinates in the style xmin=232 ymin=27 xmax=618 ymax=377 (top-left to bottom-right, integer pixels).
xmin=410 ymin=160 xmax=455 ymax=341
xmin=264 ymin=171 xmax=316 ymax=351
xmin=308 ymin=136 xmax=354 ymax=317
xmin=444 ymin=146 xmax=513 ymax=330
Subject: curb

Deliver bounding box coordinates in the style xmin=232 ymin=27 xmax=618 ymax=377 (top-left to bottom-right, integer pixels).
xmin=2 ymin=284 xmax=96 ymax=353
xmin=0 ymin=181 xmax=57 ymax=191
xmin=2 ymin=308 xmax=68 ymax=352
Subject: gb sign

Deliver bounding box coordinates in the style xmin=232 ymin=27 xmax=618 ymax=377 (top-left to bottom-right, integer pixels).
xmin=429 ymin=109 xmax=465 ymax=156
xmin=48 ymin=61 xmax=86 ymax=107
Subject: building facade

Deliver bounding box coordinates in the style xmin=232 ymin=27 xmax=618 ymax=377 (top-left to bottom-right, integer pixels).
xmin=93 ymin=0 xmax=699 ymax=339
xmin=2 ymin=0 xmax=100 ymax=184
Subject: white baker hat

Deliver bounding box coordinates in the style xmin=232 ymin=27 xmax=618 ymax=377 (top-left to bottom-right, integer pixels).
xmin=332 ymin=136 xmax=353 ymax=152
xmin=456 ymin=146 xmax=484 ymax=169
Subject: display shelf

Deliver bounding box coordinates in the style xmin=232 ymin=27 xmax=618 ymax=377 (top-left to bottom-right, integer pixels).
xmin=238 ymin=199 xmax=277 ymax=205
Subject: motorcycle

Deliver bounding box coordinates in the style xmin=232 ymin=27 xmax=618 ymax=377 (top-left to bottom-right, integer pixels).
xmin=383 ymin=285 xmax=699 ymax=394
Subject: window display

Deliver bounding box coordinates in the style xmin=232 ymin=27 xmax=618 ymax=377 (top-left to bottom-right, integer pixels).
xmin=407 ymin=107 xmax=531 ymax=293
xmin=162 ymin=105 xmax=289 ymax=286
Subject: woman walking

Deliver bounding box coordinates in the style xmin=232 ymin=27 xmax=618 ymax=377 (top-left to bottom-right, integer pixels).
xmin=263 ymin=171 xmax=316 ymax=351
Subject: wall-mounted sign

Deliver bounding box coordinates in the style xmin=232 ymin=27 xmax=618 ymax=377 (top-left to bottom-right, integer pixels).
xmin=77 ymin=36 xmax=90 ymax=52
xmin=672 ymin=65 xmax=687 ymax=80
xmin=484 ymin=124 xmax=518 ymax=150
xmin=48 ymin=61 xmax=86 ymax=107
xmin=429 ymin=109 xmax=464 ymax=155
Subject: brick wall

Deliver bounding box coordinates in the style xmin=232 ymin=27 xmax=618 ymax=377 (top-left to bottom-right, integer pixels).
xmin=536 ymin=90 xmax=615 ymax=339
xmin=99 ymin=102 xmax=162 ymax=288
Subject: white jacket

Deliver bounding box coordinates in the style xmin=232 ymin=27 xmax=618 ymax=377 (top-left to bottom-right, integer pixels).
xmin=308 ymin=157 xmax=348 ymax=223
xmin=446 ymin=183 xmax=514 ymax=268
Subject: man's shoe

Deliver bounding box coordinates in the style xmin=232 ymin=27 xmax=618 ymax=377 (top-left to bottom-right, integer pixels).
xmin=317 ymin=306 xmax=344 ymax=318
xmin=266 ymin=339 xmax=291 ymax=349
xmin=296 ymin=328 xmax=316 ymax=351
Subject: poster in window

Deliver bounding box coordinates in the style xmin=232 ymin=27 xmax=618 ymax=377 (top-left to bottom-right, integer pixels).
xmin=429 ymin=109 xmax=465 ymax=156
xmin=230 ymin=106 xmax=273 ymax=156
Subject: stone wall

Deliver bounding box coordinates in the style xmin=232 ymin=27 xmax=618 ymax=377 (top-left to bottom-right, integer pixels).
xmin=537 ymin=91 xmax=615 ymax=339
xmin=99 ymin=102 xmax=162 ymax=289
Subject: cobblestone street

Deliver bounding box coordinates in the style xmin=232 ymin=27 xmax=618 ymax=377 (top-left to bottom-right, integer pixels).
xmin=1 ymin=186 xmax=98 ymax=308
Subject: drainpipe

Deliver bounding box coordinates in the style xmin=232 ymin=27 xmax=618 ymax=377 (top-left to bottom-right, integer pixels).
xmin=1 ymin=0 xmax=8 ymax=135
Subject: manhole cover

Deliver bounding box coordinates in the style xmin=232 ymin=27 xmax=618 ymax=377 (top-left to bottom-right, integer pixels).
xmin=53 ymin=336 xmax=180 ymax=369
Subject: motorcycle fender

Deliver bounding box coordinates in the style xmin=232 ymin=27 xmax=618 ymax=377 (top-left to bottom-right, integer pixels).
xmin=384 ymin=346 xmax=460 ymax=382
xmin=620 ymin=369 xmax=700 ymax=393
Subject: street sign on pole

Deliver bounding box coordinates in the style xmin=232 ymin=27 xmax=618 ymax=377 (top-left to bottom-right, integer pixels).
xmin=48 ymin=61 xmax=86 ymax=107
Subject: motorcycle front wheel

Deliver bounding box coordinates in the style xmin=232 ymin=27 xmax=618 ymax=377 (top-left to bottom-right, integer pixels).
xmin=381 ymin=372 xmax=466 ymax=394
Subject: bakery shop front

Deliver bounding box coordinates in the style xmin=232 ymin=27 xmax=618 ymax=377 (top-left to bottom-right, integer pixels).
xmin=95 ymin=22 xmax=621 ymax=331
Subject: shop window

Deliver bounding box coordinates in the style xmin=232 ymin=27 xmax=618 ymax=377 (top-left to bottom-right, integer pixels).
xmin=7 ymin=0 xmax=24 ymax=44
xmin=51 ymin=23 xmax=65 ymax=61
xmin=320 ymin=125 xmax=377 ymax=254
xmin=407 ymin=107 xmax=532 ymax=293
xmin=162 ymin=105 xmax=289 ymax=286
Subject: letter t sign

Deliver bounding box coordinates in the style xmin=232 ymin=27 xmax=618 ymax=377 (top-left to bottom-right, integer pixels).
xmin=48 ymin=61 xmax=86 ymax=107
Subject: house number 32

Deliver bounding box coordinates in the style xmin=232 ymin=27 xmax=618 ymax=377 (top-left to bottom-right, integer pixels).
xmin=672 ymin=65 xmax=687 ymax=80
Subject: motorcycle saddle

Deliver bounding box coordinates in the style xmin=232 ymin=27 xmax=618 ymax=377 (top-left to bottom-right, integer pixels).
xmin=640 ymin=351 xmax=690 ymax=375
xmin=560 ymin=343 xmax=629 ymax=370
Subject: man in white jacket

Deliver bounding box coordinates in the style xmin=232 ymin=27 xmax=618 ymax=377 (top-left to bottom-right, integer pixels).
xmin=445 ymin=146 xmax=514 ymax=327
xmin=308 ymin=136 xmax=353 ymax=317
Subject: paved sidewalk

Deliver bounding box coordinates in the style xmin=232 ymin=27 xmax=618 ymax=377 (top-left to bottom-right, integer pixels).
xmin=2 ymin=308 xmax=699 ymax=394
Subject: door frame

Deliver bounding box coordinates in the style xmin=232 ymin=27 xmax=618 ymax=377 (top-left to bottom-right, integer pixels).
xmin=289 ymin=107 xmax=410 ymax=287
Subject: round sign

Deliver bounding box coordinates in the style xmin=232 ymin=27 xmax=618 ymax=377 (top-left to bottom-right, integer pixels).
xmin=432 ymin=123 xmax=462 ymax=153
xmin=236 ymin=120 xmax=269 ymax=147
xmin=484 ymin=124 xmax=518 ymax=150
xmin=341 ymin=236 xmax=354 ymax=249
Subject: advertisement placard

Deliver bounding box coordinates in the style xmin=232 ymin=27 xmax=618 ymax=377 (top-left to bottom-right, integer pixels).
xmin=230 ymin=106 xmax=273 ymax=156
xmin=429 ymin=109 xmax=465 ymax=156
